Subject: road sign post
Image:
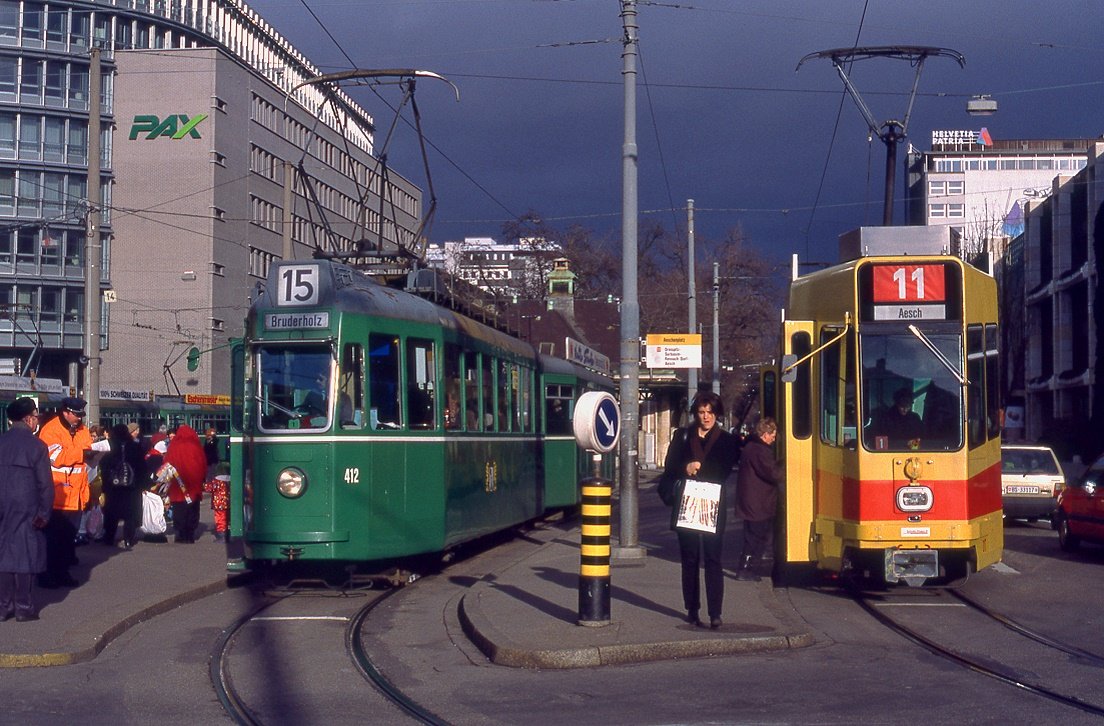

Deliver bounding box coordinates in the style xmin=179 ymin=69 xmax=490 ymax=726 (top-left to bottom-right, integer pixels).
xmin=572 ymin=392 xmax=620 ymax=627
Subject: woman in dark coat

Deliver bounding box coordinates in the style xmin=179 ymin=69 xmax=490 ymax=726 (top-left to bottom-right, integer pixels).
xmin=0 ymin=398 xmax=54 ymax=621
xmin=657 ymin=391 xmax=739 ymax=629
xmin=734 ymin=417 xmax=781 ymax=581
xmin=101 ymin=423 xmax=147 ymax=549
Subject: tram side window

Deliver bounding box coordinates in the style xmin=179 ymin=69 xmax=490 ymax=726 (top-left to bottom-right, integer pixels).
xmin=791 ymin=332 xmax=812 ymax=439
xmin=844 ymin=331 xmax=858 ymax=447
xmin=407 ymin=338 xmax=436 ymax=430
xmin=985 ymin=324 xmax=1000 ymax=440
xmin=481 ymin=356 xmax=494 ymax=431
xmin=819 ymin=327 xmax=841 ymax=447
xmin=545 ymin=384 xmax=573 ymax=434
xmin=518 ymin=366 xmax=533 ymax=432
xmin=368 ymin=334 xmax=401 ymax=429
xmin=967 ymin=324 xmax=987 ymax=449
xmin=497 ymin=359 xmax=512 ymax=432
xmin=339 ymin=344 xmax=363 ymax=428
xmin=465 ymin=351 xmax=482 ymax=431
xmin=444 ymin=343 xmax=462 ymax=430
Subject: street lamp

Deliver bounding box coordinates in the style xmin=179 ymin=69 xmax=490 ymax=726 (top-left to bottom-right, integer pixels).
xmin=967 ymin=94 xmax=997 ymax=116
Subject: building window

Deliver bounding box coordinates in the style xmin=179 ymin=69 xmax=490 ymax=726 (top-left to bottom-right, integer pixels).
xmin=210 ymin=150 xmax=226 ymax=166
xmin=210 ymin=318 xmax=225 ymax=332
xmin=248 ymin=245 xmax=278 ymax=278
xmin=946 ymin=180 xmax=964 ymax=195
xmin=947 ymin=203 xmax=964 ymax=218
xmin=929 ymin=204 xmax=946 ymax=219
xmin=209 ymin=262 xmax=225 ymax=276
xmin=211 ymin=206 xmax=225 ymax=221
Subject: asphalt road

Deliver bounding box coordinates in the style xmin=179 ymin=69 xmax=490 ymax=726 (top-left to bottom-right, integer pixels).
xmin=4 ymin=519 xmax=1103 ymax=725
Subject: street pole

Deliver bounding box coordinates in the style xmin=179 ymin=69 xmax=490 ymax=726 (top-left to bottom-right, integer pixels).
xmin=83 ymin=47 xmax=102 ymax=423
xmin=615 ymin=0 xmax=644 ymax=560
xmin=687 ymin=199 xmax=696 ymax=404
xmin=712 ymin=262 xmax=720 ymax=396
xmin=282 ymin=160 xmax=294 ymax=259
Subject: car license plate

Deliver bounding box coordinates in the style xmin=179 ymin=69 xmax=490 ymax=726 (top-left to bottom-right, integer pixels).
xmin=1006 ymin=485 xmax=1041 ymax=494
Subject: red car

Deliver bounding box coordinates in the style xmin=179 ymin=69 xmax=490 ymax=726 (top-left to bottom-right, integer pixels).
xmin=1053 ymin=452 xmax=1104 ymax=551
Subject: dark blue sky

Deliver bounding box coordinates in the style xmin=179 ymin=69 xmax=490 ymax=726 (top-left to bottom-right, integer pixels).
xmin=250 ymin=0 xmax=1103 ymax=266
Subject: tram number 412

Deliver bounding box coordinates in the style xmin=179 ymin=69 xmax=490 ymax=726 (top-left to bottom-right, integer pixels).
xmin=872 ymin=264 xmax=946 ymax=303
xmin=344 ymin=467 xmax=360 ymax=484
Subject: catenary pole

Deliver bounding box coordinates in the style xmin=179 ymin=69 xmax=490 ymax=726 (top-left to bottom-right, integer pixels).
xmin=687 ymin=199 xmax=696 ymax=402
xmin=712 ymin=262 xmax=720 ymax=395
xmin=83 ymin=47 xmax=102 ymax=423
xmin=615 ymin=0 xmax=644 ymax=560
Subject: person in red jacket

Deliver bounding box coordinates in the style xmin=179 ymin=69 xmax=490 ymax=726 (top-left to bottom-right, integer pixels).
xmin=155 ymin=425 xmax=205 ymax=543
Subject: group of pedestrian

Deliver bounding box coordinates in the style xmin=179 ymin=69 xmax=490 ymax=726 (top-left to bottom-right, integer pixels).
xmin=657 ymin=391 xmax=782 ymax=630
xmin=0 ymin=396 xmax=224 ymax=622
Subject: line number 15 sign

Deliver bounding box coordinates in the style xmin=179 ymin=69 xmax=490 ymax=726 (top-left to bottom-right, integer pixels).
xmin=277 ymin=264 xmax=320 ymax=306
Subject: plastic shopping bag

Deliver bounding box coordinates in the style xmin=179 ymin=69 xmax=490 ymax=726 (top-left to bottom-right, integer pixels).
xmin=139 ymin=490 xmax=168 ymax=536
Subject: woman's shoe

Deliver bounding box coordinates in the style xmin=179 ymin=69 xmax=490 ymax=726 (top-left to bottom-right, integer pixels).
xmin=710 ymin=617 xmax=723 ymax=630
xmin=685 ymin=610 xmax=702 ymax=627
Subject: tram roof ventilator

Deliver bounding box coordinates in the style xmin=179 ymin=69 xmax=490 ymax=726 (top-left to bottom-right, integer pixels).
xmin=839 ymin=226 xmax=958 ymax=262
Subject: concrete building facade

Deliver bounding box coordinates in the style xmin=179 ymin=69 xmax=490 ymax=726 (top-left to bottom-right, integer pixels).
xmin=1013 ymin=141 xmax=1103 ymax=455
xmin=907 ymin=130 xmax=1090 ymax=265
xmin=0 ymin=0 xmax=421 ymax=400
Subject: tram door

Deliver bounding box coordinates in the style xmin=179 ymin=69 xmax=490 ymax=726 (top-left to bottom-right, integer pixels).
xmin=779 ymin=320 xmax=815 ymax=565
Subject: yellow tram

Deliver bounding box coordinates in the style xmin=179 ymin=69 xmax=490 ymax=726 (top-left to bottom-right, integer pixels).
xmin=764 ymin=252 xmax=1002 ymax=586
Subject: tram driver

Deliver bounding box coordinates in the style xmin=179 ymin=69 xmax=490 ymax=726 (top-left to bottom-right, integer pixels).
xmin=870 ymin=387 xmax=924 ymax=450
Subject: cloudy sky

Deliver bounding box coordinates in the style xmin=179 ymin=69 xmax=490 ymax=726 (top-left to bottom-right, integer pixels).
xmin=247 ymin=0 xmax=1103 ymax=266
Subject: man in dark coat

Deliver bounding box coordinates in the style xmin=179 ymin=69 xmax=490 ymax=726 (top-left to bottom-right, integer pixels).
xmin=0 ymin=398 xmax=55 ymax=621
xmin=734 ymin=417 xmax=781 ymax=582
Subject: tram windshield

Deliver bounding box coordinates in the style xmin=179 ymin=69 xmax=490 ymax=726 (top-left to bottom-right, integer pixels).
xmin=861 ymin=331 xmax=963 ymax=452
xmin=255 ymin=344 xmax=334 ymax=432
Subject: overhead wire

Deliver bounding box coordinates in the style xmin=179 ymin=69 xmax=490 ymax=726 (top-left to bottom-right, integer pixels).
xmin=801 ymin=0 xmax=871 ymax=261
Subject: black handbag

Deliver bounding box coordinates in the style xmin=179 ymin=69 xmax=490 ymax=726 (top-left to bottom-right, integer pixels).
xmin=657 ymin=476 xmax=683 ymax=507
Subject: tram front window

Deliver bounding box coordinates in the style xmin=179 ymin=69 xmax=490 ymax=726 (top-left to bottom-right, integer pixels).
xmin=861 ymin=331 xmax=963 ymax=452
xmin=256 ymin=345 xmax=334 ymax=432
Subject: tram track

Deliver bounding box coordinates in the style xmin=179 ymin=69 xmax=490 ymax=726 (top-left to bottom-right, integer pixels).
xmin=211 ymin=582 xmax=447 ymax=725
xmin=856 ymin=588 xmax=1104 ymax=717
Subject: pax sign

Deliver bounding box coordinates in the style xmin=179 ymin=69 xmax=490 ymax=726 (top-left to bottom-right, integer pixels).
xmin=129 ymin=114 xmax=208 ymax=140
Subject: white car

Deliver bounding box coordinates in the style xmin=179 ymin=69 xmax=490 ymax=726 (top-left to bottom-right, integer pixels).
xmin=1001 ymin=445 xmax=1065 ymax=522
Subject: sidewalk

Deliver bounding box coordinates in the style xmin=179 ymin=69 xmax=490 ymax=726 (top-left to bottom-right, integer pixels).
xmin=458 ymin=472 xmax=814 ymax=668
xmin=0 ymin=476 xmax=815 ymax=669
xmin=0 ymin=509 xmax=233 ymax=668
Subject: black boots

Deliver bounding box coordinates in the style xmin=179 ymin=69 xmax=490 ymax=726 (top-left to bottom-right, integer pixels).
xmin=736 ymin=555 xmax=761 ymax=582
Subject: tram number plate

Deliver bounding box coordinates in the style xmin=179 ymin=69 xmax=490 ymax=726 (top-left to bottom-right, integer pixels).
xmin=1005 ymin=485 xmax=1040 ymax=494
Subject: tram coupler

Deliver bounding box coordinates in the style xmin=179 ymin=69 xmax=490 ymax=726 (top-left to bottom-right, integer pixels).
xmin=577 ymin=474 xmax=611 ymax=627
xmin=885 ymin=548 xmax=938 ymax=587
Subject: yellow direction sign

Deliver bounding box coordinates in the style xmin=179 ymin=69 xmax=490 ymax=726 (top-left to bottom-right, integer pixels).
xmin=645 ymin=334 xmax=702 ymax=369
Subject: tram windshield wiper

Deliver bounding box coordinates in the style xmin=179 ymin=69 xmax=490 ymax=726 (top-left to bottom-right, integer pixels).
xmin=254 ymin=395 xmax=298 ymax=418
xmin=907 ymin=324 xmax=967 ymax=385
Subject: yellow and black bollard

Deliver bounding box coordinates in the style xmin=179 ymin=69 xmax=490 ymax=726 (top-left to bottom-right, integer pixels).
xmin=578 ymin=475 xmax=611 ymax=626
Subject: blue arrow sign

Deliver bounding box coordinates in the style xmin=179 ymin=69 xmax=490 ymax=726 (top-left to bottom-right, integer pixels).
xmin=594 ymin=398 xmax=619 ymax=449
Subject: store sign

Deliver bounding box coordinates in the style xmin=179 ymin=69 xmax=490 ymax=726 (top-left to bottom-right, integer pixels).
xmin=129 ymin=113 xmax=208 ymax=140
xmin=100 ymin=388 xmax=153 ymax=402
xmin=185 ymin=394 xmax=231 ymax=406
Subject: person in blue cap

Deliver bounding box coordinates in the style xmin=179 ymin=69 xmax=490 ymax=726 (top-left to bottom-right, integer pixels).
xmin=0 ymin=398 xmax=54 ymax=620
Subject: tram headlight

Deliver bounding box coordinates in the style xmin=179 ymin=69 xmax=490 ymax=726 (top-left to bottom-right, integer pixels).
xmin=276 ymin=468 xmax=307 ymax=498
xmin=896 ymin=485 xmax=933 ymax=512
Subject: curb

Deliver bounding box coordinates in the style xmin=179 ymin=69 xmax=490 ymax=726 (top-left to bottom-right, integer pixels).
xmin=457 ymin=581 xmax=814 ymax=670
xmin=0 ymin=578 xmax=231 ymax=669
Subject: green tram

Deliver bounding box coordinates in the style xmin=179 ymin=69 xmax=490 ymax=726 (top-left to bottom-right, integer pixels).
xmin=228 ymin=259 xmax=614 ymax=574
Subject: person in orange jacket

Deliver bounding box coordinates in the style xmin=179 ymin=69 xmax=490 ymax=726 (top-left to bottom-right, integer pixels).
xmin=37 ymin=397 xmax=92 ymax=588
